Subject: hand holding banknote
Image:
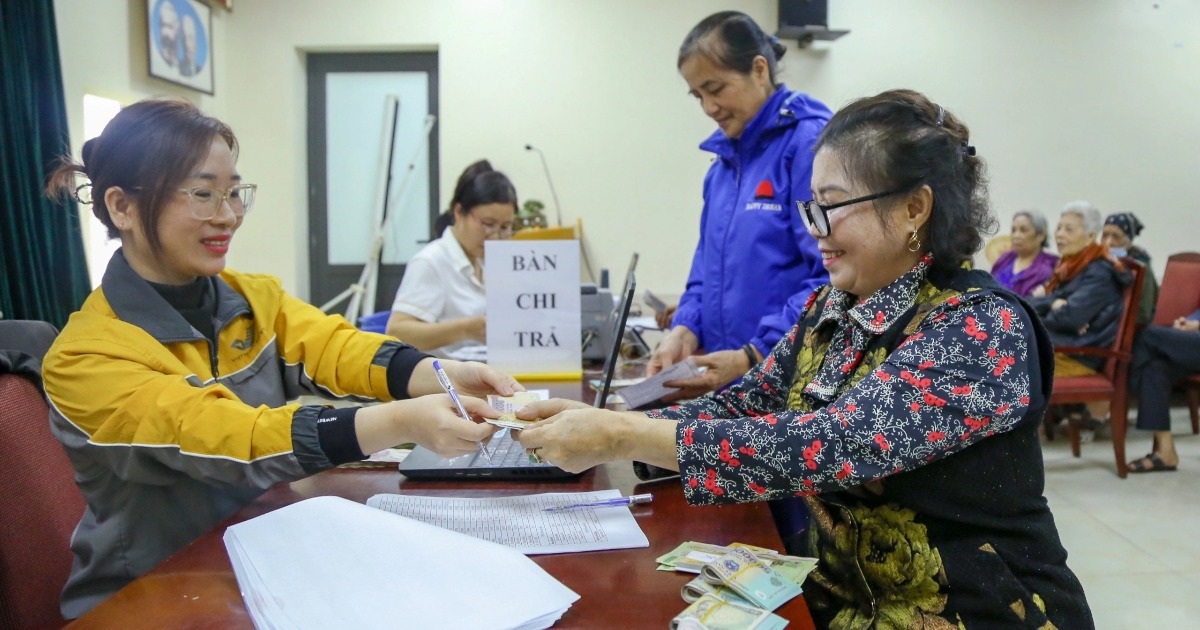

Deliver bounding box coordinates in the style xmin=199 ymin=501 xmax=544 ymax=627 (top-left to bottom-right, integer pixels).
xmin=661 ymin=351 xmax=752 ymax=402
xmin=484 ymin=391 xmax=552 ymax=430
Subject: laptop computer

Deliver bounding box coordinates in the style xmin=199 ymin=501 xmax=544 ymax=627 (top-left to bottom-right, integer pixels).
xmin=398 ymin=276 xmax=637 ymax=480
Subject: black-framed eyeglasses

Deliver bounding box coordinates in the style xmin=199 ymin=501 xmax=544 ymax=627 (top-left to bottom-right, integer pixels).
xmin=796 ymin=188 xmax=904 ymax=237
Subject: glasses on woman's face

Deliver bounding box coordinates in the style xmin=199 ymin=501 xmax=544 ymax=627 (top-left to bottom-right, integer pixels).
xmin=469 ymin=213 xmax=514 ymax=238
xmin=179 ymin=183 xmax=257 ymax=221
xmin=797 ymin=188 xmax=903 ymax=237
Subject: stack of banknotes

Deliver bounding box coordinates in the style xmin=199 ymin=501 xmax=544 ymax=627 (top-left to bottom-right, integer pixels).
xmin=658 ymin=542 xmax=817 ymax=630
xmin=484 ymin=391 xmax=550 ymax=430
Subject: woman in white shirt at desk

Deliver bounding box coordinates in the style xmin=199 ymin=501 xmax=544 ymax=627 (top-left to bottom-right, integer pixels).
xmin=386 ymin=160 xmax=517 ymax=357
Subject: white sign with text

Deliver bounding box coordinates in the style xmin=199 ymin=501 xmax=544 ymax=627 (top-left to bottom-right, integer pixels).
xmin=485 ymin=240 xmax=581 ymax=377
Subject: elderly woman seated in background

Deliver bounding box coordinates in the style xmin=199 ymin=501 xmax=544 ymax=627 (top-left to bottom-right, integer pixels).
xmin=1028 ymin=202 xmax=1131 ymax=429
xmin=990 ymin=210 xmax=1058 ymax=297
xmin=1028 ymin=202 xmax=1131 ymax=367
xmin=1102 ymin=212 xmax=1158 ymax=326
xmin=515 ymin=89 xmax=1092 ymax=628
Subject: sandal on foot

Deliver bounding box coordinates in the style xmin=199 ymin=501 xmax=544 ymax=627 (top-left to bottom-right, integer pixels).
xmin=1064 ymin=407 xmax=1102 ymax=431
xmin=1128 ymin=453 xmax=1177 ymax=473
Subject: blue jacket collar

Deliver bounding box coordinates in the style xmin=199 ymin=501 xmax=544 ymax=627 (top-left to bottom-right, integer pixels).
xmin=699 ymin=86 xmax=822 ymax=161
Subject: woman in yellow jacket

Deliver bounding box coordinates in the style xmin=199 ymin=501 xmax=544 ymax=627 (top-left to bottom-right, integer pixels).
xmin=42 ymin=99 xmax=516 ymax=618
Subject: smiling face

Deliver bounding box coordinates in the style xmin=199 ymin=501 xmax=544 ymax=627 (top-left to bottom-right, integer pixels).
xmin=679 ymin=52 xmax=773 ymax=140
xmin=1010 ymin=214 xmax=1043 ymax=256
xmin=808 ymin=148 xmax=930 ymax=300
xmin=112 ymin=137 xmax=243 ymax=285
xmin=1055 ymin=212 xmax=1095 ymax=257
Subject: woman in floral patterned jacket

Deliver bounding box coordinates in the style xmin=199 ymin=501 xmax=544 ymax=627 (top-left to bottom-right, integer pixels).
xmin=516 ymin=90 xmax=1092 ymax=629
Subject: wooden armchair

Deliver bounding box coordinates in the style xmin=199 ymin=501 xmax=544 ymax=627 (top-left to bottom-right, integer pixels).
xmin=1149 ymin=252 xmax=1200 ymax=435
xmin=1045 ymin=258 xmax=1145 ymax=478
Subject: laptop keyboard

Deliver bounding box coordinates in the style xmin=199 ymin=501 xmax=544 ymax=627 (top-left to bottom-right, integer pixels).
xmin=471 ymin=431 xmax=546 ymax=468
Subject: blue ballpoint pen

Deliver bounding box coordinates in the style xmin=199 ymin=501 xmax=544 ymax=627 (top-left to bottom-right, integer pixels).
xmin=544 ymin=493 xmax=653 ymax=512
xmin=430 ymin=359 xmax=493 ymax=463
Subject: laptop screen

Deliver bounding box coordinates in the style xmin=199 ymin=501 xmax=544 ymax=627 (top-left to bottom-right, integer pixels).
xmin=593 ymin=275 xmax=635 ymax=408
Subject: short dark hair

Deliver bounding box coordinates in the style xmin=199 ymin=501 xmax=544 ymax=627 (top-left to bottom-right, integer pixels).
xmin=45 ymin=98 xmax=237 ymax=254
xmin=814 ymin=89 xmax=996 ymax=272
xmin=435 ymin=159 xmax=518 ymax=235
xmin=678 ymin=11 xmax=787 ymax=86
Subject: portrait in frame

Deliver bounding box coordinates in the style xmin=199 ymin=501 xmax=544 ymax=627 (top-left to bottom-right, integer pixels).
xmin=147 ymin=0 xmax=214 ymax=94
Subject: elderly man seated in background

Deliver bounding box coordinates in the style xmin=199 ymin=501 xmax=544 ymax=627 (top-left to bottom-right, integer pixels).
xmin=1127 ymin=308 xmax=1200 ymax=472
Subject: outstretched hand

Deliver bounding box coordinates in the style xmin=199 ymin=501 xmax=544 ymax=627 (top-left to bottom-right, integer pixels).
xmin=356 ymin=393 xmax=501 ymax=458
xmin=660 ymin=349 xmax=748 ymax=402
xmin=514 ymin=398 xmax=592 ymax=422
xmin=647 ymin=327 xmax=699 ymax=377
xmin=515 ymin=408 xmax=628 ymax=473
xmin=433 ymin=360 xmax=524 ymax=398
xmin=399 ymin=394 xmax=501 ymax=458
xmin=654 ymin=304 xmax=678 ymax=330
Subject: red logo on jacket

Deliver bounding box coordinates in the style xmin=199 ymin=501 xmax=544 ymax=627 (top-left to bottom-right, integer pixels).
xmin=754 ymin=179 xmax=775 ymax=199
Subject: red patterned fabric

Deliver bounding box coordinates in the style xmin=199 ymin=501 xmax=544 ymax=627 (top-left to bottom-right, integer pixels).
xmin=0 ymin=374 xmax=84 ymax=629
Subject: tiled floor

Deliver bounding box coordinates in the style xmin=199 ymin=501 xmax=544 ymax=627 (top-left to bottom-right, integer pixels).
xmin=1042 ymin=407 xmax=1200 ymax=628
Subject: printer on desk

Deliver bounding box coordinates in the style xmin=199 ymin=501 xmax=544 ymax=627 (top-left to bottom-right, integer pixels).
xmin=580 ymin=283 xmax=650 ymax=363
xmin=580 ymin=283 xmax=615 ymax=362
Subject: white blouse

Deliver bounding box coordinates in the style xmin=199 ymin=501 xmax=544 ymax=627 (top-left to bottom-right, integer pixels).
xmin=390 ymin=229 xmax=485 ymax=358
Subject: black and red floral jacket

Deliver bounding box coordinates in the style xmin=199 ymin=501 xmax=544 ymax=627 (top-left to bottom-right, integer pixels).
xmin=648 ymin=257 xmax=1092 ymax=629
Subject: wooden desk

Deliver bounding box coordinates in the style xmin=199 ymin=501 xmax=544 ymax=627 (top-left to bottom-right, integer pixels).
xmin=69 ymin=383 xmax=815 ymax=629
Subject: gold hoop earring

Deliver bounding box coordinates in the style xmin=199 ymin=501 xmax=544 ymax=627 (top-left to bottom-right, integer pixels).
xmin=907 ymin=230 xmax=922 ymax=253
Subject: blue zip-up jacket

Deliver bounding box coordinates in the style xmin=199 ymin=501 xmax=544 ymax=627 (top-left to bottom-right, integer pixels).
xmin=673 ymin=87 xmax=832 ymax=357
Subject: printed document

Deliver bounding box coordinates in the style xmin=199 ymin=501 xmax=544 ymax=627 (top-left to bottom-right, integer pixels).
xmin=366 ymin=489 xmax=650 ymax=554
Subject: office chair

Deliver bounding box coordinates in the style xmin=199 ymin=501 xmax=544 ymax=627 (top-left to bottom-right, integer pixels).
xmin=0 ymin=320 xmax=83 ymax=629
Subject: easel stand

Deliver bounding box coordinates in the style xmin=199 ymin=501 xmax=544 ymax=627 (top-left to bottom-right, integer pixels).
xmin=320 ymin=95 xmax=436 ymax=324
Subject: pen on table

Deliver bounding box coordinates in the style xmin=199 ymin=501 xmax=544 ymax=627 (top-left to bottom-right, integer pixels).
xmin=430 ymin=359 xmax=493 ymax=463
xmin=544 ymin=493 xmax=653 ymax=512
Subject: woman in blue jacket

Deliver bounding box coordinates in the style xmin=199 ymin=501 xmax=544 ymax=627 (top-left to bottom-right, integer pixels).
xmin=649 ymin=11 xmax=830 ymax=398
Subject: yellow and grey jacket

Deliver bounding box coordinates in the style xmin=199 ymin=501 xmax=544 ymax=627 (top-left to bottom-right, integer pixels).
xmin=44 ymin=250 xmax=416 ymax=618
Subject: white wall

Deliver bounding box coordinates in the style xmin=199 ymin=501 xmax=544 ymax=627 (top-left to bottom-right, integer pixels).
xmin=796 ymin=0 xmax=1200 ymax=276
xmin=55 ymin=0 xmax=1200 ymax=297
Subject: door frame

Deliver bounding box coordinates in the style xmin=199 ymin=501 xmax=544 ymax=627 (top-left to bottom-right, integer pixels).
xmin=305 ymin=51 xmax=440 ymax=313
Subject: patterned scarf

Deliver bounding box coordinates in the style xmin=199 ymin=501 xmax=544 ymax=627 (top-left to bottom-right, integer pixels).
xmin=802 ymin=255 xmax=931 ymax=402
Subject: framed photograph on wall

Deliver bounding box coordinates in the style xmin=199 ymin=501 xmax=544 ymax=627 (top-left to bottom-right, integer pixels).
xmin=147 ymin=0 xmax=214 ymax=94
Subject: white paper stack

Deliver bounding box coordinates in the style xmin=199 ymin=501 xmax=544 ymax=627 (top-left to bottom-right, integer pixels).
xmin=224 ymin=496 xmax=579 ymax=630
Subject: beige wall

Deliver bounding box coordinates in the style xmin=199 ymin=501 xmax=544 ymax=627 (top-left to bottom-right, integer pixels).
xmin=55 ymin=0 xmax=1200 ymax=299
xmin=55 ymin=0 xmax=228 ymax=165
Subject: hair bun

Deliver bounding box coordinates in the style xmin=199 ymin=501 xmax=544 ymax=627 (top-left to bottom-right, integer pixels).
xmin=771 ymin=38 xmax=787 ymax=61
xmin=461 ymin=159 xmax=494 ymax=181
xmin=80 ymin=138 xmax=97 ymax=176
